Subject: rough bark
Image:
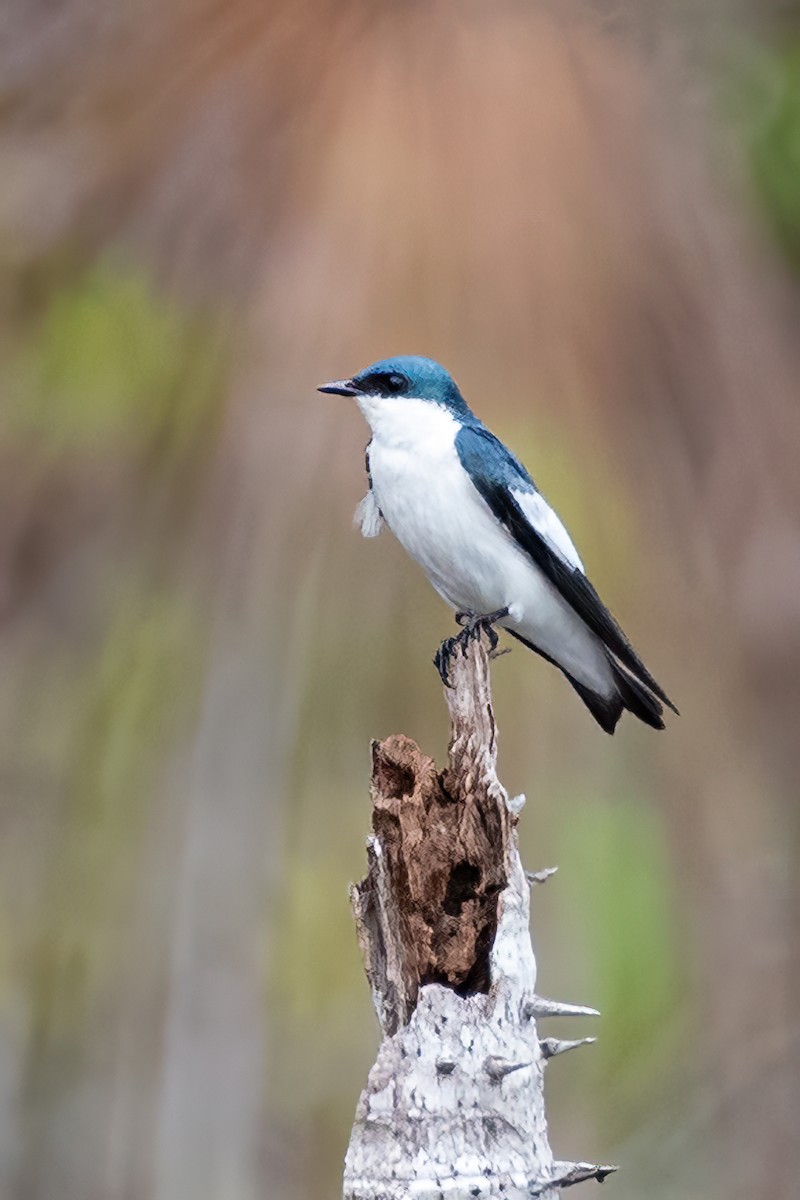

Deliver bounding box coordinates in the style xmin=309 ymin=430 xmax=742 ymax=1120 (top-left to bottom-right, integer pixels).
xmin=344 ymin=631 xmax=614 ymax=1199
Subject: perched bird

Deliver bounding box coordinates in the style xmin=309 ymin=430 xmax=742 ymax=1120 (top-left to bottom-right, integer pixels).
xmin=319 ymin=355 xmax=677 ymax=733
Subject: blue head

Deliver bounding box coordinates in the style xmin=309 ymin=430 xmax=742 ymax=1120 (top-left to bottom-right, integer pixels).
xmin=319 ymin=355 xmax=472 ymax=420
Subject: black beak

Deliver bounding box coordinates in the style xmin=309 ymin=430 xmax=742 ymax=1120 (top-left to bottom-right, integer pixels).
xmin=318 ymin=378 xmax=359 ymax=397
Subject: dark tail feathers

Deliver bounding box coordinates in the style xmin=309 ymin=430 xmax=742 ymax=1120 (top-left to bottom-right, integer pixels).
xmin=568 ymin=659 xmax=665 ymax=734
xmin=605 ymin=656 xmax=665 ymax=731
xmin=507 ymin=628 xmax=668 ymax=733
xmin=567 ymin=676 xmax=625 ymax=734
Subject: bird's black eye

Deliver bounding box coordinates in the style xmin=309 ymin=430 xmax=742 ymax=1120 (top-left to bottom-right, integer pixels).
xmin=385 ymin=372 xmax=407 ymax=395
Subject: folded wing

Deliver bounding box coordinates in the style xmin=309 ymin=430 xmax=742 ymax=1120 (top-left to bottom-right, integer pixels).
xmin=455 ymin=423 xmax=678 ymax=714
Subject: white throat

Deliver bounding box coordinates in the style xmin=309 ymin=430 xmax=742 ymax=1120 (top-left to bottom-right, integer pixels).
xmin=356 ymin=394 xmax=459 ymax=451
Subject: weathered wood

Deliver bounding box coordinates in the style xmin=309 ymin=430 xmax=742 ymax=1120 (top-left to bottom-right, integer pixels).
xmin=344 ymin=630 xmax=608 ymax=1199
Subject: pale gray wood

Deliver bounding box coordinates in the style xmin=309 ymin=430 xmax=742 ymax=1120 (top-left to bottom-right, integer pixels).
xmin=344 ymin=631 xmax=613 ymax=1199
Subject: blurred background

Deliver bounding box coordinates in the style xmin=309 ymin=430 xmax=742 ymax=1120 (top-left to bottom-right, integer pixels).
xmin=1 ymin=1 xmax=799 ymax=1197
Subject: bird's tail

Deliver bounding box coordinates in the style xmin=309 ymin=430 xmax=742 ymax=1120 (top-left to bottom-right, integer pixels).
xmin=568 ymin=659 xmax=665 ymax=734
xmin=605 ymin=655 xmax=665 ymax=731
xmin=566 ymin=676 xmax=625 ymax=734
xmin=507 ymin=628 xmax=667 ymax=733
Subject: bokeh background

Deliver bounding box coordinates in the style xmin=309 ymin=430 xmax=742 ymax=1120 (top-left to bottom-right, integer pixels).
xmin=1 ymin=1 xmax=799 ymax=1197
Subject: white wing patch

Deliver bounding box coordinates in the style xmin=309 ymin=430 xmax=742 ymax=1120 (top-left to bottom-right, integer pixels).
xmin=354 ymin=490 xmax=384 ymax=538
xmin=513 ymin=488 xmax=584 ymax=572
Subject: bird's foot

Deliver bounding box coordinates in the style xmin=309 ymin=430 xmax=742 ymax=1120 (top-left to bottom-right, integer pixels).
xmin=435 ymin=607 xmax=510 ymax=686
xmin=455 ymin=606 xmax=510 ymax=651
xmin=434 ymin=636 xmax=460 ymax=687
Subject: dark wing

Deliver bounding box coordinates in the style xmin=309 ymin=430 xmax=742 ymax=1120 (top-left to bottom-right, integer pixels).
xmin=365 ymin=438 xmax=384 ymax=515
xmin=455 ymin=424 xmax=678 ymax=714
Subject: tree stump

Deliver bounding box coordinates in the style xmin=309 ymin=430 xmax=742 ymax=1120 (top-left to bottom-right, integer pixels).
xmin=343 ymin=630 xmax=615 ymax=1199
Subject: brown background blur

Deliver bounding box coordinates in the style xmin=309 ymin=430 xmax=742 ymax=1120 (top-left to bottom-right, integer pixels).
xmin=1 ymin=1 xmax=799 ymax=1198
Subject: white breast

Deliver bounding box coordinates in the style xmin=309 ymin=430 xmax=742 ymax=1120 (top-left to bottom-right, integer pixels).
xmin=361 ymin=395 xmax=612 ymax=694
xmin=362 ymin=397 xmax=522 ymax=613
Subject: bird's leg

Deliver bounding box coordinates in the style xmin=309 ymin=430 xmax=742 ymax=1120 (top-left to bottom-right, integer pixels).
xmin=458 ymin=607 xmax=510 ymax=651
xmin=435 ymin=607 xmax=511 ymax=684
xmin=456 ymin=606 xmax=510 ymax=631
xmin=471 ymin=607 xmax=509 ymax=653
xmin=483 ymin=606 xmax=512 ymax=624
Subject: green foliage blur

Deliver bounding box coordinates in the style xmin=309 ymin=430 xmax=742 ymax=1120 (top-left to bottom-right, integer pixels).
xmin=5 ymin=267 xmax=225 ymax=460
xmin=732 ymin=40 xmax=800 ymax=271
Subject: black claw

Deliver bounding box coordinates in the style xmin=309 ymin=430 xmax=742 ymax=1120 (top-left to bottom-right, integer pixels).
xmin=433 ymin=646 xmax=444 ymax=683
xmin=436 ymin=607 xmax=511 ymax=685
xmin=434 ymin=637 xmax=459 ymax=687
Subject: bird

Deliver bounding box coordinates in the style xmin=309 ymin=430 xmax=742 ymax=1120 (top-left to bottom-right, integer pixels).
xmin=319 ymin=355 xmax=677 ymax=733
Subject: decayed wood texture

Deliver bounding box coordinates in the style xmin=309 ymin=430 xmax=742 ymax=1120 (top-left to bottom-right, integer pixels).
xmin=344 ymin=631 xmax=614 ymax=1199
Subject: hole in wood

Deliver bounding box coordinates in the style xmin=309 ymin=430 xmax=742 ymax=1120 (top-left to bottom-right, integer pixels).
xmin=443 ymin=860 xmax=482 ymax=915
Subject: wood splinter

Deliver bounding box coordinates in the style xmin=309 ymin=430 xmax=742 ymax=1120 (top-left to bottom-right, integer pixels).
xmin=344 ymin=630 xmax=611 ymax=1199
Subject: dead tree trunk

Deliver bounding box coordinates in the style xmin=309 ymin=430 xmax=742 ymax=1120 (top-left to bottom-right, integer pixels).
xmin=343 ymin=630 xmax=615 ymax=1199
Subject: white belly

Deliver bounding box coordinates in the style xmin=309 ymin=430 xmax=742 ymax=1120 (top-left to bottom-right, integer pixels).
xmin=367 ymin=421 xmax=613 ymax=694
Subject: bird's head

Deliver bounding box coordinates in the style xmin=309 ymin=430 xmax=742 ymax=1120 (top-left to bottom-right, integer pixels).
xmin=318 ymin=355 xmax=470 ymax=431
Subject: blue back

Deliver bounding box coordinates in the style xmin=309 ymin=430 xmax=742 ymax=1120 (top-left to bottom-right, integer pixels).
xmin=455 ymin=423 xmax=536 ymax=495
